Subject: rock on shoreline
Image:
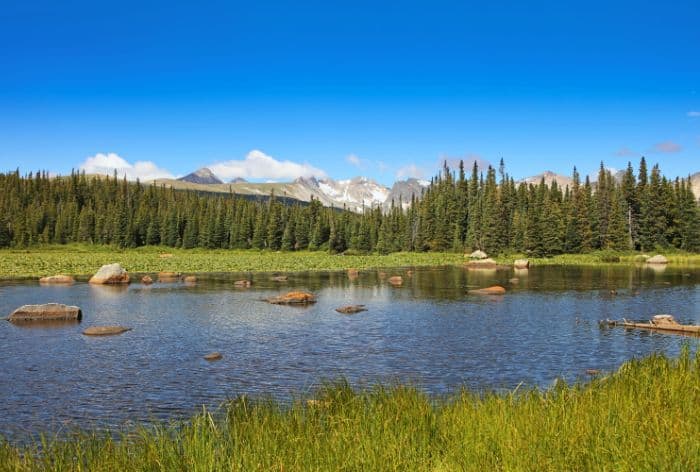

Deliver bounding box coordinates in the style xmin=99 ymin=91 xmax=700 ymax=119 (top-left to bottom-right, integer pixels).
xmin=89 ymin=263 xmax=130 ymax=285
xmin=39 ymin=275 xmax=75 ymax=285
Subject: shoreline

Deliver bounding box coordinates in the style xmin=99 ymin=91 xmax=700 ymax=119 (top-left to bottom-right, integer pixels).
xmin=1 ymin=351 xmax=698 ymax=469
xmin=1 ymin=245 xmax=699 ymax=278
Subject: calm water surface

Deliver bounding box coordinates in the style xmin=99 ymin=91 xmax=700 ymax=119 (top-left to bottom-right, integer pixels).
xmin=1 ymin=265 xmax=698 ymax=439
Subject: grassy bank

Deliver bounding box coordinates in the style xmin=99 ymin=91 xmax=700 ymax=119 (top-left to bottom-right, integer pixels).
xmin=495 ymin=251 xmax=700 ymax=267
xmin=2 ymin=350 xmax=699 ymax=470
xmin=0 ymin=245 xmax=699 ymax=278
xmin=0 ymin=245 xmax=465 ymax=278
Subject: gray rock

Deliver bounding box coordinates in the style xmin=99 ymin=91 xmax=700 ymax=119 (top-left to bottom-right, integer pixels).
xmin=336 ymin=305 xmax=367 ymax=314
xmin=204 ymin=352 xmax=223 ymax=361
xmin=469 ymin=250 xmax=488 ymax=260
xmin=513 ymin=259 xmax=529 ymax=269
xmin=39 ymin=275 xmax=75 ymax=285
xmin=89 ymin=263 xmax=130 ymax=285
xmin=8 ymin=303 xmax=82 ymax=322
xmin=646 ymin=255 xmax=669 ymax=265
xmin=82 ymin=326 xmax=131 ymax=336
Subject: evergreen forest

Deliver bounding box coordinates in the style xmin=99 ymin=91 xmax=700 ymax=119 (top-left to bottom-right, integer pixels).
xmin=1 ymin=157 xmax=698 ymax=255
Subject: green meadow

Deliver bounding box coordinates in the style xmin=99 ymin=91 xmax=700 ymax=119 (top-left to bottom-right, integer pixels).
xmin=1 ymin=245 xmax=699 ymax=278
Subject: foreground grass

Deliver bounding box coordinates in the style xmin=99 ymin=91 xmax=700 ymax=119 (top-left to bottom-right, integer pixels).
xmin=2 ymin=350 xmax=699 ymax=471
xmin=0 ymin=245 xmax=698 ymax=278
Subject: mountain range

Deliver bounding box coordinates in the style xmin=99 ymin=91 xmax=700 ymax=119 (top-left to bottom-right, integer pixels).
xmin=159 ymin=167 xmax=700 ymax=212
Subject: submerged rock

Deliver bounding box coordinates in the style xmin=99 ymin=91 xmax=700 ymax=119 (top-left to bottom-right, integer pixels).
xmin=646 ymin=255 xmax=669 ymax=265
xmin=388 ymin=276 xmax=403 ymax=286
xmin=466 ymin=258 xmax=498 ymax=269
xmin=271 ymin=275 xmax=288 ymax=282
xmin=183 ymin=275 xmax=197 ymax=283
xmin=38 ymin=275 xmax=75 ymax=285
xmin=82 ymin=326 xmax=131 ymax=336
xmin=8 ymin=303 xmax=82 ymax=322
xmin=141 ymin=275 xmax=154 ymax=285
xmin=468 ymin=285 xmax=507 ymax=295
xmin=89 ymin=263 xmax=130 ymax=285
xmin=204 ymin=352 xmax=223 ymax=361
xmin=267 ymin=291 xmax=316 ymax=305
xmin=234 ymin=280 xmax=252 ymax=288
xmin=335 ymin=305 xmax=367 ymax=314
xmin=347 ymin=268 xmax=359 ymax=279
xmin=158 ymin=271 xmax=181 ymax=282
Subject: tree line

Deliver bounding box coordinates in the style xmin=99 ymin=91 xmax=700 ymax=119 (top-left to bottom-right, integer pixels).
xmin=0 ymin=157 xmax=698 ymax=255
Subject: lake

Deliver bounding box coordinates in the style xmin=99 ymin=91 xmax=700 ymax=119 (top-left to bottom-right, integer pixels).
xmin=1 ymin=264 xmax=698 ymax=439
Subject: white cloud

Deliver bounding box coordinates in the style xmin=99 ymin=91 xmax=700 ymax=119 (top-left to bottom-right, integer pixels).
xmin=614 ymin=146 xmax=637 ymax=157
xmin=209 ymin=150 xmax=327 ymax=181
xmin=79 ymin=153 xmax=174 ymax=181
xmin=687 ymin=111 xmax=700 ymax=117
xmin=396 ymin=164 xmax=426 ymax=180
xmin=651 ymin=141 xmax=682 ymax=153
xmin=346 ymin=154 xmax=362 ymax=168
xmin=439 ymin=153 xmax=492 ymax=173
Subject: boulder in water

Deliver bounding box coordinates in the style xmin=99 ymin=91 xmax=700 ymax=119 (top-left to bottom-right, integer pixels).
xmin=388 ymin=276 xmax=403 ymax=286
xmin=204 ymin=352 xmax=223 ymax=361
xmin=158 ymin=271 xmax=181 ymax=282
xmin=513 ymin=259 xmax=529 ymax=269
xmin=468 ymin=285 xmax=507 ymax=295
xmin=267 ymin=291 xmax=316 ymax=305
xmin=184 ymin=275 xmax=197 ymax=283
xmin=234 ymin=280 xmax=252 ymax=288
xmin=271 ymin=275 xmax=288 ymax=282
xmin=82 ymin=326 xmax=131 ymax=336
xmin=466 ymin=258 xmax=498 ymax=269
xmin=89 ymin=263 xmax=130 ymax=285
xmin=646 ymin=255 xmax=668 ymax=265
xmin=8 ymin=303 xmax=82 ymax=322
xmin=141 ymin=275 xmax=153 ymax=285
xmin=39 ymin=275 xmax=75 ymax=285
xmin=335 ymin=305 xmax=367 ymax=314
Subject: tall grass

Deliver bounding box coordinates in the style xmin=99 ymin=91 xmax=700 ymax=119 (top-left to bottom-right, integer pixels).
xmin=2 ymin=350 xmax=699 ymax=471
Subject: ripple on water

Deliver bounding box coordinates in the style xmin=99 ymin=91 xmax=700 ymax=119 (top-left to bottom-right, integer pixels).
xmin=0 ymin=265 xmax=698 ymax=439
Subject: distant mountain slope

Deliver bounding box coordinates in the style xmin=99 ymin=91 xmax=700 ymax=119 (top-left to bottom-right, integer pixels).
xmin=519 ymin=171 xmax=574 ymax=189
xmin=177 ymin=167 xmax=223 ymax=185
xmin=383 ymin=178 xmax=430 ymax=210
xmin=150 ymin=167 xmax=700 ymax=210
xmin=691 ymin=172 xmax=700 ymax=200
xmin=153 ymin=174 xmax=390 ymax=212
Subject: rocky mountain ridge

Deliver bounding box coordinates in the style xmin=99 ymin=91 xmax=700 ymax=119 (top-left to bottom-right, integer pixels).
xmin=154 ymin=167 xmax=699 ymax=212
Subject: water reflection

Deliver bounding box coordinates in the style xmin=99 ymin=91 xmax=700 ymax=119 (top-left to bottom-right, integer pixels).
xmin=0 ymin=265 xmax=698 ymax=440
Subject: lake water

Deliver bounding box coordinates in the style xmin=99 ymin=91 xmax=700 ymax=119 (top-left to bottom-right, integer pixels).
xmin=1 ymin=265 xmax=698 ymax=439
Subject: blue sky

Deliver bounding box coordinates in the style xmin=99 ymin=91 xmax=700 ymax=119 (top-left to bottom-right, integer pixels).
xmin=1 ymin=0 xmax=698 ymax=185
